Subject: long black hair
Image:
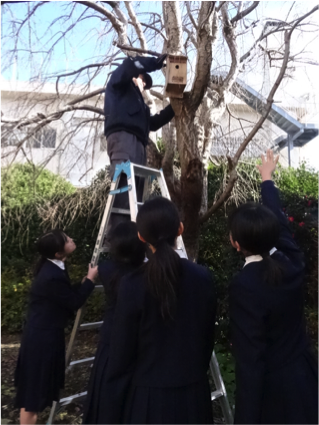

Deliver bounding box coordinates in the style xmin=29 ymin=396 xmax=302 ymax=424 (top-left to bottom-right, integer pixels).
xmin=136 ymin=197 xmax=182 ymax=320
xmin=229 ymin=202 xmax=285 ymax=285
xmin=107 ymin=221 xmax=146 ymax=303
xmin=34 ymin=229 xmax=67 ymax=276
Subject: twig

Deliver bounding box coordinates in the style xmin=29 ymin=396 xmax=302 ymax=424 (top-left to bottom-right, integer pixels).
xmin=113 ymin=42 xmax=161 ymax=57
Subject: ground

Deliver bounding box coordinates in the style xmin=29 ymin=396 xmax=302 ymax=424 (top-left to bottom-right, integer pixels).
xmin=1 ymin=331 xmax=225 ymax=424
xmin=1 ymin=331 xmax=99 ymax=425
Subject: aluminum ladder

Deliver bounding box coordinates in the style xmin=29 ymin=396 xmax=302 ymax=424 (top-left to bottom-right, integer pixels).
xmin=47 ymin=161 xmax=233 ymax=424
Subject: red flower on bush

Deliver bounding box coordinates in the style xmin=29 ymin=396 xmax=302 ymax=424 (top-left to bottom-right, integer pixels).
xmin=299 ymin=222 xmax=305 ymax=227
xmin=308 ymin=200 xmax=312 ymax=207
xmin=288 ymin=216 xmax=294 ymax=222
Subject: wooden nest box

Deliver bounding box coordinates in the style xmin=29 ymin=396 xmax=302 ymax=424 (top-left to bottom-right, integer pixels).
xmin=164 ymin=55 xmax=187 ymax=98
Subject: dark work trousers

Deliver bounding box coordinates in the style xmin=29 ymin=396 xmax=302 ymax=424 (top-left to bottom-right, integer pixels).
xmin=106 ymin=131 xmax=146 ymax=235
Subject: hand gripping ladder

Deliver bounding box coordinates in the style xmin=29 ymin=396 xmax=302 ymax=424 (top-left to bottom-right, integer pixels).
xmin=48 ymin=161 xmax=233 ymax=424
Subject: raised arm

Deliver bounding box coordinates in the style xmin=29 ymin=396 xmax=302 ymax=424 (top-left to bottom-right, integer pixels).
xmin=149 ymin=104 xmax=175 ymax=131
xmin=46 ymin=276 xmax=94 ymax=311
xmin=257 ymin=150 xmax=303 ymax=265
xmin=110 ymin=55 xmax=166 ymax=87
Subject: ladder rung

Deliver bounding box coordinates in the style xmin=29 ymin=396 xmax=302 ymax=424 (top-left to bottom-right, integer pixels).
xmin=80 ymin=321 xmax=103 ymax=330
xmin=99 ymin=247 xmax=109 ymax=253
xmin=111 ymin=207 xmax=131 ymax=215
xmin=137 ymin=202 xmax=143 ymax=206
xmin=132 ymin=164 xmax=162 ymax=178
xmin=211 ymin=389 xmax=224 ymax=401
xmin=109 ymin=185 xmax=132 ymax=195
xmin=59 ymin=391 xmax=87 ymax=406
xmin=68 ymin=357 xmax=95 ymax=369
xmin=94 ymin=285 xmax=104 ymax=292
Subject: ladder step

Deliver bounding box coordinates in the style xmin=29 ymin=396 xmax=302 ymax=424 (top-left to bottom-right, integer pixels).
xmin=94 ymin=285 xmax=104 ymax=292
xmin=132 ymin=164 xmax=162 ymax=178
xmin=59 ymin=391 xmax=87 ymax=406
xmin=109 ymin=185 xmax=132 ymax=195
xmin=111 ymin=207 xmax=131 ymax=215
xmin=99 ymin=247 xmax=109 ymax=253
xmin=211 ymin=389 xmax=224 ymax=401
xmin=68 ymin=357 xmax=95 ymax=369
xmin=80 ymin=321 xmax=103 ymax=330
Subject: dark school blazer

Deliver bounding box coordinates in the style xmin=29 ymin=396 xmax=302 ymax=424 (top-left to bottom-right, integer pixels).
xmin=229 ymin=180 xmax=313 ymax=424
xmin=104 ymin=56 xmax=175 ymax=145
xmin=103 ymin=259 xmax=216 ymax=423
xmin=26 ymin=260 xmax=94 ymax=329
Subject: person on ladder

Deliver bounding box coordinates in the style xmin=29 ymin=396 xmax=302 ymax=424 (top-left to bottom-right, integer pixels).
xmin=228 ymin=150 xmax=318 ymax=424
xmin=104 ymin=54 xmax=175 ymax=229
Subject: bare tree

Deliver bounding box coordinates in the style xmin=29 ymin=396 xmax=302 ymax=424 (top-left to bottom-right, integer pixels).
xmin=2 ymin=1 xmax=318 ymax=259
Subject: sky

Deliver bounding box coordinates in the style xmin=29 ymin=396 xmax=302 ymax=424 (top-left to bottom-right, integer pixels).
xmin=0 ymin=0 xmax=319 ymax=96
xmin=1 ymin=1 xmax=319 ymax=168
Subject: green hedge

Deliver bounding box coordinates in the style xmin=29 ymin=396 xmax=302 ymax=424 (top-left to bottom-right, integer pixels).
xmin=2 ymin=162 xmax=318 ymax=341
xmin=1 ymin=161 xmax=317 ymax=406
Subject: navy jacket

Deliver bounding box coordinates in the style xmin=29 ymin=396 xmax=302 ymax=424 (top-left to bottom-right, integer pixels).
xmin=104 ymin=56 xmax=175 ymax=145
xmin=229 ymin=181 xmax=312 ymax=424
xmin=26 ymin=260 xmax=94 ymax=329
xmin=98 ymin=260 xmax=137 ymax=344
xmin=103 ymin=259 xmax=216 ymax=423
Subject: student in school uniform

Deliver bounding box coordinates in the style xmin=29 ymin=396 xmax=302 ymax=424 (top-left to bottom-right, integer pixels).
xmin=83 ymin=221 xmax=146 ymax=424
xmin=228 ymin=150 xmax=318 ymax=425
xmin=98 ymin=197 xmax=216 ymax=425
xmin=14 ymin=230 xmax=98 ymax=425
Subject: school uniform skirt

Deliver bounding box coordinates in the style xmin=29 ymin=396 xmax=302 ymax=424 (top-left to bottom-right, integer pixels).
xmin=83 ymin=342 xmax=111 ymax=424
xmin=14 ymin=325 xmax=65 ymax=412
xmin=123 ymin=379 xmax=213 ymax=424
xmin=260 ymin=348 xmax=318 ymax=425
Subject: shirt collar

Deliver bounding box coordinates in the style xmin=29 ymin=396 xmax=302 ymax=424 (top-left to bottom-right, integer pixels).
xmin=244 ymin=255 xmax=263 ymax=267
xmin=243 ymin=247 xmax=277 ymax=268
xmin=47 ymin=258 xmax=65 ymax=270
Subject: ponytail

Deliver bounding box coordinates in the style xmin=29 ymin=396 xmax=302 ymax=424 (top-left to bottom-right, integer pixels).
xmin=261 ymin=254 xmax=285 ymax=286
xmin=34 ymin=256 xmax=47 ymax=276
xmin=136 ymin=197 xmax=182 ymax=320
xmin=146 ymin=240 xmax=182 ymax=320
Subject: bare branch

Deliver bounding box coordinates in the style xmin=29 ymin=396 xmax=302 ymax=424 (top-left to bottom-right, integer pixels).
xmin=124 ymin=1 xmax=147 ymax=50
xmin=190 ymin=2 xmax=216 ymax=111
xmin=137 ymin=21 xmax=168 ymax=41
xmin=183 ymin=25 xmax=198 ymax=48
xmin=150 ymin=90 xmax=164 ymax=100
xmin=54 ymin=56 xmax=119 ymax=96
xmin=185 ymin=1 xmax=198 ymax=30
xmin=104 ymin=1 xmax=128 ymax=24
xmin=231 ymin=1 xmax=259 ymax=24
xmin=200 ymin=5 xmax=319 ymax=223
xmin=220 ymin=4 xmax=240 ymax=91
xmin=113 ymin=42 xmax=161 ymax=57
xmin=162 ymin=1 xmax=184 ymax=55
xmin=67 ymin=88 xmax=105 ymax=105
xmin=76 ymin=1 xmax=127 ymax=44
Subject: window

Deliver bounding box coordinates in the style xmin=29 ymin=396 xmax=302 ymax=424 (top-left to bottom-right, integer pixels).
xmin=27 ymin=127 xmax=56 ymax=149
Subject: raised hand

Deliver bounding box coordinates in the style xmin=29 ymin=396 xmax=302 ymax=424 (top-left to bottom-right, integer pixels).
xmin=87 ymin=264 xmax=99 ymax=283
xmin=257 ymin=149 xmax=279 ymax=182
xmin=156 ymin=54 xmax=167 ymax=70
